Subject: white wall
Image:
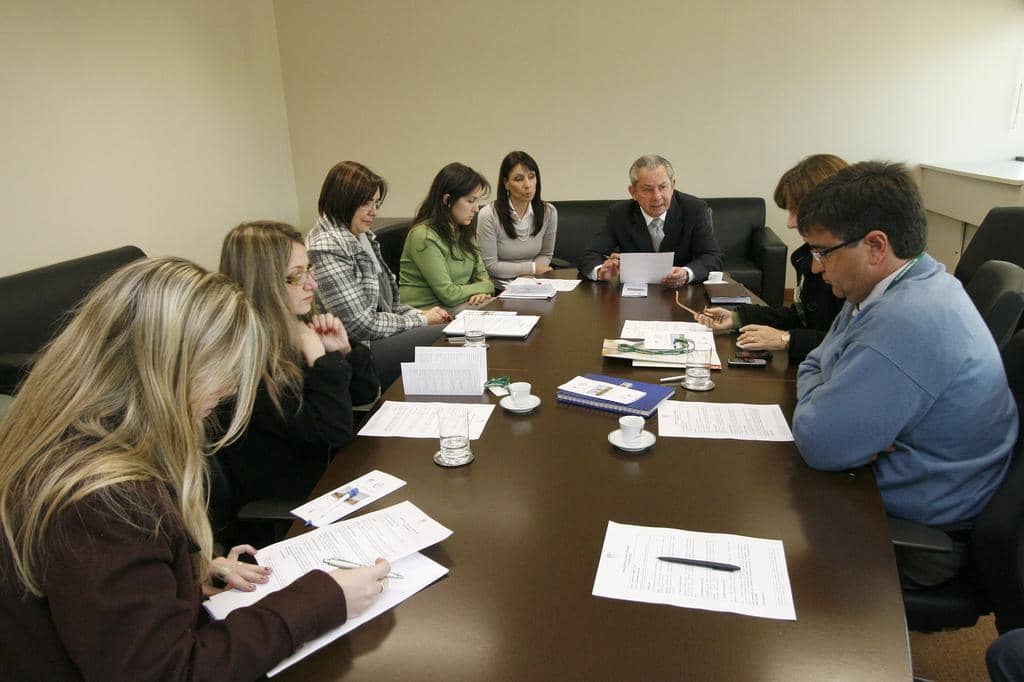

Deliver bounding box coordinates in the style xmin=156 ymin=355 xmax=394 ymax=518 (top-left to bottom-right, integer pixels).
xmin=273 ymin=0 xmax=1024 ymax=285
xmin=0 ymin=0 xmax=298 ymax=276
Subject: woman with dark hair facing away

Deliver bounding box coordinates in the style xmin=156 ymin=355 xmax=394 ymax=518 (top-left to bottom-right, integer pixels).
xmin=217 ymin=221 xmax=379 ymax=528
xmin=307 ymin=161 xmax=452 ymax=342
xmin=0 ymin=257 xmax=389 ymax=680
xmin=476 ymin=151 xmax=559 ymax=287
xmin=696 ymin=154 xmax=848 ymax=360
xmin=399 ymin=162 xmax=495 ymax=309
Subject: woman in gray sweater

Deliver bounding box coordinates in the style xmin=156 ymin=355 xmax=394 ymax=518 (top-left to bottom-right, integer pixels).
xmin=476 ymin=151 xmax=558 ymax=287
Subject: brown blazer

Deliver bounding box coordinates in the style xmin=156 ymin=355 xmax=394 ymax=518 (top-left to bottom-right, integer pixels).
xmin=0 ymin=481 xmax=347 ymax=680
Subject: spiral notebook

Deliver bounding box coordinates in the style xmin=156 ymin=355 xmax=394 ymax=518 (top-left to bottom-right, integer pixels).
xmin=556 ymin=373 xmax=675 ymax=418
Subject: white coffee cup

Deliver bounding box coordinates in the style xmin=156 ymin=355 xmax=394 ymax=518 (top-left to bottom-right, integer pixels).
xmin=509 ymin=381 xmax=532 ymax=407
xmin=707 ymin=271 xmax=724 ymax=283
xmin=619 ymin=415 xmax=644 ymax=445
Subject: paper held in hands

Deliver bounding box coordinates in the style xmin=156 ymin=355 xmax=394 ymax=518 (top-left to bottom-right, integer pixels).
xmin=592 ymin=521 xmax=796 ymax=621
xmin=203 ymin=501 xmax=453 ymax=675
xmin=619 ymin=252 xmax=674 ymax=284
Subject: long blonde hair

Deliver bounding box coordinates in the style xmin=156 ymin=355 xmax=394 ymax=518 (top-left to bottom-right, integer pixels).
xmin=219 ymin=221 xmax=306 ymax=414
xmin=0 ymin=258 xmax=265 ymax=596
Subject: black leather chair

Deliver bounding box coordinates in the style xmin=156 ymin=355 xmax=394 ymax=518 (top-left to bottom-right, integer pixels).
xmin=706 ymin=197 xmax=788 ymax=307
xmin=896 ymin=329 xmax=1024 ymax=634
xmin=955 ymin=207 xmax=1024 ymax=286
xmin=964 ymin=260 xmax=1024 ymax=351
xmin=0 ymin=246 xmax=146 ymax=392
xmin=372 ymin=219 xmax=415 ymax=277
xmin=551 ymin=198 xmax=788 ymax=306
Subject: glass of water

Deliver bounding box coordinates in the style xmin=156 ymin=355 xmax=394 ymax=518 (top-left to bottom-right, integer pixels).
xmin=683 ymin=349 xmax=714 ymax=391
xmin=463 ymin=311 xmax=486 ymax=348
xmin=434 ymin=406 xmax=474 ymax=467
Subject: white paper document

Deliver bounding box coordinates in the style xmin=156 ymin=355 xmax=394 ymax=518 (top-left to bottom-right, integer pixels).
xmin=254 ymin=501 xmax=451 ymax=588
xmin=544 ymin=278 xmax=582 ymax=292
xmin=204 ymin=501 xmax=453 ymax=675
xmin=619 ymin=252 xmax=674 ymax=284
xmin=291 ymin=470 xmax=406 ymax=527
xmin=620 ymin=320 xmax=711 ymax=338
xmin=657 ymin=401 xmax=794 ymax=441
xmin=401 ymin=346 xmax=487 ymax=395
xmin=592 ymin=521 xmax=796 ymax=621
xmin=621 ymin=283 xmax=648 ymax=298
xmin=358 ymin=401 xmax=495 ymax=439
xmin=557 ymin=376 xmax=645 ymax=405
xmin=497 ymin=279 xmax=557 ymax=299
xmin=443 ymin=312 xmax=540 ymax=338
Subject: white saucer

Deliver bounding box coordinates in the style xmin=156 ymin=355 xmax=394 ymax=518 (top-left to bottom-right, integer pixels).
xmin=608 ymin=429 xmax=656 ymax=452
xmin=500 ymin=394 xmax=541 ymax=414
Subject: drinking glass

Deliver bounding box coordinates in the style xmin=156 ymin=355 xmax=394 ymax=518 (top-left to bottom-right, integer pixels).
xmin=434 ymin=406 xmax=474 ymax=467
xmin=463 ymin=312 xmax=486 ymax=348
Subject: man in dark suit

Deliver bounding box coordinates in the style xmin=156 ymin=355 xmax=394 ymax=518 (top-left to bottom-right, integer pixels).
xmin=579 ymin=155 xmax=723 ymax=287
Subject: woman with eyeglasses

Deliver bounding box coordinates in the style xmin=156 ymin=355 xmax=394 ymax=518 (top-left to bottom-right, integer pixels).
xmin=399 ymin=163 xmax=495 ymax=309
xmin=696 ymin=154 xmax=848 ymax=360
xmin=307 ymin=161 xmax=452 ymax=342
xmin=0 ymin=257 xmax=389 ymax=680
xmin=217 ymin=221 xmax=379 ymax=538
xmin=476 ymin=151 xmax=558 ymax=287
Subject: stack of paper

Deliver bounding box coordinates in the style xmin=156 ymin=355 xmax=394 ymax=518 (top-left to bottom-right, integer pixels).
xmin=602 ymin=320 xmax=722 ymax=370
xmin=204 ymin=501 xmax=453 ymax=675
xmin=498 ymin=279 xmax=556 ymax=299
xmin=499 ymin=277 xmax=581 ymax=297
xmin=401 ymin=346 xmax=487 ymax=395
xmin=443 ymin=310 xmax=540 ymax=338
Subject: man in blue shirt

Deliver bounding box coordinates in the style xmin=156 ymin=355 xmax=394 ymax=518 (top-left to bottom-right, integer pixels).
xmin=792 ymin=161 xmax=1017 ymax=588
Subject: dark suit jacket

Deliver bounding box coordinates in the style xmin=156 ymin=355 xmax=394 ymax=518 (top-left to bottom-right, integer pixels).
xmin=0 ymin=480 xmax=348 ymax=680
xmin=578 ymin=190 xmax=724 ymax=282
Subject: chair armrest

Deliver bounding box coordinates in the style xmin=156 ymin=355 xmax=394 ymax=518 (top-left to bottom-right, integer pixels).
xmin=550 ymin=257 xmax=575 ymax=270
xmin=749 ymin=227 xmax=788 ymax=307
xmin=238 ymin=498 xmax=303 ymax=522
xmin=888 ymin=516 xmax=954 ymax=552
xmin=0 ymin=352 xmax=35 ymax=393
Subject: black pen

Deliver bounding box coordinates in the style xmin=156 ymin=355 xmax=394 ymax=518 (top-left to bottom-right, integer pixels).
xmin=657 ymin=556 xmax=740 ymax=572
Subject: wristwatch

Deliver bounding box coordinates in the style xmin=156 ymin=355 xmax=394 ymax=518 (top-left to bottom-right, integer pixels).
xmin=781 ymin=331 xmax=791 ymax=347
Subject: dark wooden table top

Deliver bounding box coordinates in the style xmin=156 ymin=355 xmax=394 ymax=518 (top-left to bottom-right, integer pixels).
xmin=279 ymin=277 xmax=911 ymax=681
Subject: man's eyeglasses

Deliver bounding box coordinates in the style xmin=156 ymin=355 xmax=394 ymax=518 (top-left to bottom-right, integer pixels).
xmin=285 ymin=264 xmax=316 ymax=286
xmin=809 ymin=235 xmax=866 ymax=263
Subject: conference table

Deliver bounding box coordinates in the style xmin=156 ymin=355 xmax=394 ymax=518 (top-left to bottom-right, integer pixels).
xmin=279 ymin=275 xmax=912 ymax=681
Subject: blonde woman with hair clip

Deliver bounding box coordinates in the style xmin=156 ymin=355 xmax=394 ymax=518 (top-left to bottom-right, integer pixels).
xmin=0 ymin=257 xmax=389 ymax=680
xmin=217 ymin=222 xmax=379 ymax=540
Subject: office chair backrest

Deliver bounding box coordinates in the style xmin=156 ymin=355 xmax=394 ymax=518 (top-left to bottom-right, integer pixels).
xmin=955 ymin=207 xmax=1024 ymax=286
xmin=972 ymin=329 xmax=1024 ymax=633
xmin=964 ymin=260 xmax=1024 ymax=351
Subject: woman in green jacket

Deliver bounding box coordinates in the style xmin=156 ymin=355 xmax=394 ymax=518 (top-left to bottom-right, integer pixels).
xmin=399 ymin=163 xmax=495 ymax=309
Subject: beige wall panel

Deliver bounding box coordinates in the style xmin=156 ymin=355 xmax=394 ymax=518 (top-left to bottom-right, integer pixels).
xmin=1 ymin=0 xmax=298 ymax=276
xmin=274 ymin=0 xmax=1024 ymax=286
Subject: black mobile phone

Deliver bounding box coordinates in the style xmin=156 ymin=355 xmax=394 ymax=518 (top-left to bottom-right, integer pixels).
xmin=728 ymin=357 xmax=768 ymax=368
xmin=735 ymin=349 xmax=772 ymax=361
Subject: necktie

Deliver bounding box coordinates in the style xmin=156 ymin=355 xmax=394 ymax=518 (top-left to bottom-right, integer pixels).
xmin=650 ymin=217 xmax=664 ymax=251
